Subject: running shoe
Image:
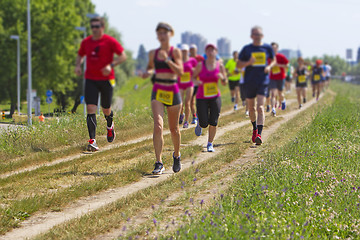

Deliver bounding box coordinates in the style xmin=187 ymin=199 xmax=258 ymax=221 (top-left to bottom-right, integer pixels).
xmin=107 ymin=124 xmax=115 ymax=143
xmin=87 ymin=139 xmax=99 ymax=152
xmin=242 ymin=101 xmax=246 ymax=107
xmin=255 ymin=134 xmax=263 ymax=145
xmin=245 ymin=111 xmax=249 ymax=116
xmin=183 ymin=121 xmax=189 ymax=128
xmin=281 ymin=101 xmax=286 ymax=110
xmin=303 ymin=98 xmax=306 ymax=103
xmin=266 ymin=105 xmax=270 ymax=112
xmin=271 ymin=109 xmax=276 ymax=116
xmin=207 ymin=142 xmax=215 ymax=152
xmin=299 ymin=104 xmax=303 ymax=109
xmin=312 ymin=92 xmax=315 ymax=97
xmin=172 ymin=153 xmax=181 ymax=173
xmin=234 ymin=104 xmax=238 ymax=111
xmin=191 ymin=117 xmax=198 ymax=125
xmin=231 ymin=97 xmax=235 ymax=103
xmin=252 ymin=129 xmax=258 ymax=143
xmin=179 ymin=114 xmax=185 ymax=124
xmin=195 ymin=123 xmax=202 ymax=136
xmin=152 ymin=162 xmax=165 ymax=175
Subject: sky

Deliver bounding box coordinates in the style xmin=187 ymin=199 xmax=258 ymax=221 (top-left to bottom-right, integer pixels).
xmin=91 ymin=0 xmax=360 ymax=59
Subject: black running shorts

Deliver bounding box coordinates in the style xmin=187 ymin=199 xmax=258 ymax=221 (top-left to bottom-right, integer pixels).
xmin=85 ymin=79 xmax=113 ymax=109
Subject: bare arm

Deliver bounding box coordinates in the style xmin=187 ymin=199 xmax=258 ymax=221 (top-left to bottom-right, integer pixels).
xmin=142 ymin=50 xmax=155 ymax=79
xmin=219 ymin=63 xmax=228 ymax=86
xmin=166 ymin=48 xmax=183 ymax=76
xmin=112 ymin=51 xmax=127 ymax=66
xmin=75 ymin=55 xmax=84 ymax=76
xmin=191 ymin=62 xmax=203 ymax=85
xmin=265 ymin=58 xmax=276 ymax=73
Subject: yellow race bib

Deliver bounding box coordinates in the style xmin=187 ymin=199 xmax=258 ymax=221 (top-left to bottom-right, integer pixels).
xmin=156 ymin=89 xmax=174 ymax=105
xmin=272 ymin=66 xmax=281 ymax=74
xmin=203 ymin=83 xmax=218 ymax=97
xmin=109 ymin=79 xmax=116 ymax=87
xmin=251 ymin=52 xmax=266 ymax=66
xmin=298 ymin=75 xmax=306 ymax=83
xmin=180 ymin=72 xmax=191 ymax=83
xmin=314 ymin=74 xmax=320 ymax=81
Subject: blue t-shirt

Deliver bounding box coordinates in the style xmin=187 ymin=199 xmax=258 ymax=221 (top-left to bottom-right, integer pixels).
xmin=238 ymin=43 xmax=274 ymax=85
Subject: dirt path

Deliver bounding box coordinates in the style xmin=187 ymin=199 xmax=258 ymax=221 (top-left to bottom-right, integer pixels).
xmin=0 ymin=95 xmax=316 ymax=239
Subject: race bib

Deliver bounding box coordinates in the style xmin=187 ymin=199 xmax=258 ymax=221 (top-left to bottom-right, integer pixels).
xmin=204 ymin=82 xmax=218 ymax=97
xmin=109 ymin=79 xmax=116 ymax=87
xmin=156 ymin=89 xmax=174 ymax=105
xmin=272 ymin=66 xmax=281 ymax=74
xmin=180 ymin=72 xmax=191 ymax=83
xmin=251 ymin=52 xmax=266 ymax=66
xmin=298 ymin=75 xmax=306 ymax=83
xmin=314 ymin=74 xmax=320 ymax=81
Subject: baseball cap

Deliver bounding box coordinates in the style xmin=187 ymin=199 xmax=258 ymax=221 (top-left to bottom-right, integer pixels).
xmin=190 ymin=44 xmax=197 ymax=49
xmin=316 ymin=59 xmax=323 ymax=65
xmin=180 ymin=44 xmax=189 ymax=51
xmin=205 ymin=43 xmax=217 ymax=50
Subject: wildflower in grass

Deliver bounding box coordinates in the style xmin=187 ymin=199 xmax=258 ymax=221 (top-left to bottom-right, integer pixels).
xmin=153 ymin=218 xmax=157 ymax=226
xmin=200 ymin=199 xmax=204 ymax=207
xmin=190 ymin=198 xmax=194 ymax=204
xmin=122 ymin=226 xmax=126 ymax=231
xmin=192 ymin=160 xmax=195 ymax=165
xmin=194 ymin=233 xmax=198 ymax=239
xmin=193 ymin=178 xmax=197 ymax=182
xmin=151 ymin=205 xmax=155 ymax=210
xmin=220 ymin=194 xmax=224 ymax=199
xmin=195 ymin=168 xmax=199 ymax=173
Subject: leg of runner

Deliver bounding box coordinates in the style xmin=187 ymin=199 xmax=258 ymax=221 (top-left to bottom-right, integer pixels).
xmin=183 ymin=87 xmax=193 ymax=128
xmin=247 ymin=97 xmax=257 ymax=143
xmin=167 ymin=104 xmax=181 ymax=171
xmin=270 ymin=88 xmax=277 ymax=116
xmin=315 ymin=83 xmax=320 ymax=101
xmin=296 ymin=87 xmax=302 ymax=108
xmin=179 ymin=89 xmax=185 ymax=124
xmin=302 ymin=87 xmax=307 ymax=104
xmin=206 ymin=96 xmax=221 ymax=152
xmin=234 ymin=85 xmax=240 ymax=110
xmin=255 ymin=94 xmax=266 ymax=145
xmin=151 ymin=100 xmax=165 ymax=165
xmin=190 ymin=89 xmax=198 ymax=124
xmin=103 ymin=108 xmax=115 ymax=142
xmin=86 ymin=104 xmax=99 ymax=151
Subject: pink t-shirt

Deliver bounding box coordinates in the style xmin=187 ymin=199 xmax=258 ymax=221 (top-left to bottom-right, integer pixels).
xmin=196 ymin=61 xmax=221 ymax=99
xmin=177 ymin=57 xmax=197 ymax=89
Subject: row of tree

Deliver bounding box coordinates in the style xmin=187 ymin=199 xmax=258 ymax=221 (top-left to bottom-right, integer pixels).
xmin=1 ymin=0 xmax=135 ymax=116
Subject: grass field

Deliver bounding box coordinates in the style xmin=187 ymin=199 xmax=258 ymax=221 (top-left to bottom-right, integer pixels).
xmin=164 ymin=82 xmax=360 ymax=239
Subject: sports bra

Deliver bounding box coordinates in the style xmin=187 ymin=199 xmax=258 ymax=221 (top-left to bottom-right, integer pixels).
xmin=154 ymin=46 xmax=175 ymax=74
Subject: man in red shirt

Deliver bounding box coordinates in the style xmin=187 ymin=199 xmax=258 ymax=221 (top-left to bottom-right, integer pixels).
xmin=269 ymin=42 xmax=289 ymax=116
xmin=75 ymin=17 xmax=127 ymax=151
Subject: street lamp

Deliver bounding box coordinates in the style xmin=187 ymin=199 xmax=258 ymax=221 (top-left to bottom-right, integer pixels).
xmin=27 ymin=0 xmax=32 ymax=125
xmin=10 ymin=35 xmax=20 ymax=115
xmin=75 ymin=26 xmax=86 ymax=116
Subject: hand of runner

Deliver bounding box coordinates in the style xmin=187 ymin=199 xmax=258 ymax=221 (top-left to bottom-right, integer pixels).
xmin=75 ymin=65 xmax=82 ymax=76
xmin=248 ymin=57 xmax=256 ymax=66
xmin=157 ymin=49 xmax=168 ymax=60
xmin=141 ymin=71 xmax=150 ymax=79
xmin=218 ymin=73 xmax=227 ymax=86
xmin=192 ymin=78 xmax=202 ymax=85
xmin=264 ymin=66 xmax=271 ymax=74
xmin=101 ymin=65 xmax=112 ymax=76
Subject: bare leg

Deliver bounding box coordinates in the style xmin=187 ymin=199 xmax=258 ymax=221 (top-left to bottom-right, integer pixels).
xmin=256 ymin=95 xmax=266 ymax=125
xmin=208 ymin=125 xmax=217 ymax=143
xmin=235 ymin=86 xmax=240 ymax=105
xmin=296 ymin=87 xmax=301 ymax=106
xmin=167 ymin=104 xmax=181 ymax=157
xmin=179 ymin=89 xmax=185 ymax=116
xmin=151 ymin=100 xmax=165 ymax=163
xmin=247 ymin=98 xmax=256 ymax=122
xmin=184 ymin=87 xmax=193 ymax=123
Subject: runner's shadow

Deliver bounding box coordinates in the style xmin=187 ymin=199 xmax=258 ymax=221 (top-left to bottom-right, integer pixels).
xmin=83 ymin=172 xmax=112 ymax=177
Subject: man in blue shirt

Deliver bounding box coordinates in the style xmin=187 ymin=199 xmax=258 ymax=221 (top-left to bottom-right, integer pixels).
xmin=237 ymin=26 xmax=275 ymax=145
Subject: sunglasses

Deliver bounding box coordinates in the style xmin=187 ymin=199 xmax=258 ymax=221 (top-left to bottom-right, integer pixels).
xmin=91 ymin=25 xmax=102 ymax=29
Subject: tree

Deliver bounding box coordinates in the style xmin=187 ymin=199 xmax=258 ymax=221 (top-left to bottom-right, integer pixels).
xmin=136 ymin=44 xmax=148 ymax=72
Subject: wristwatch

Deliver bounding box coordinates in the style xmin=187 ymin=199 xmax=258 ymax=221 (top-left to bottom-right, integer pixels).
xmin=164 ymin=57 xmax=171 ymax=64
xmin=110 ymin=63 xmax=115 ymax=68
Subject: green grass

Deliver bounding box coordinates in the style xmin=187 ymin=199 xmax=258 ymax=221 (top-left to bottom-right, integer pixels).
xmin=164 ymin=82 xmax=360 ymax=239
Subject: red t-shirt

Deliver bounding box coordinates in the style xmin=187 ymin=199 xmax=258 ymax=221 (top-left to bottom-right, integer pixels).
xmin=269 ymin=53 xmax=288 ymax=80
xmin=78 ymin=34 xmax=124 ymax=80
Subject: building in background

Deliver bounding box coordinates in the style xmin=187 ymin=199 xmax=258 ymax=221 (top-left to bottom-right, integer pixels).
xmin=278 ymin=49 xmax=302 ymax=60
xmin=181 ymin=31 xmax=207 ymax=55
xmin=217 ymin=37 xmax=231 ymax=59
xmin=357 ymin=47 xmax=360 ymax=63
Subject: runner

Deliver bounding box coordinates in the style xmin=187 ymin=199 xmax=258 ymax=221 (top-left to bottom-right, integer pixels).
xmin=239 ymin=67 xmax=249 ymax=115
xmin=285 ymin=63 xmax=293 ymax=93
xmin=293 ymin=57 xmax=308 ymax=109
xmin=225 ymin=51 xmax=241 ymax=110
xmin=189 ymin=44 xmax=205 ymax=124
xmin=269 ymin=42 xmax=289 ymax=116
xmin=324 ymin=61 xmax=332 ymax=89
xmin=192 ymin=44 xmax=227 ymax=152
xmin=237 ymin=26 xmax=275 ymax=145
xmin=178 ymin=44 xmax=198 ymax=128
xmin=142 ymin=22 xmax=183 ymax=174
xmin=311 ymin=59 xmax=324 ymax=101
xmin=75 ymin=17 xmax=127 ymax=151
